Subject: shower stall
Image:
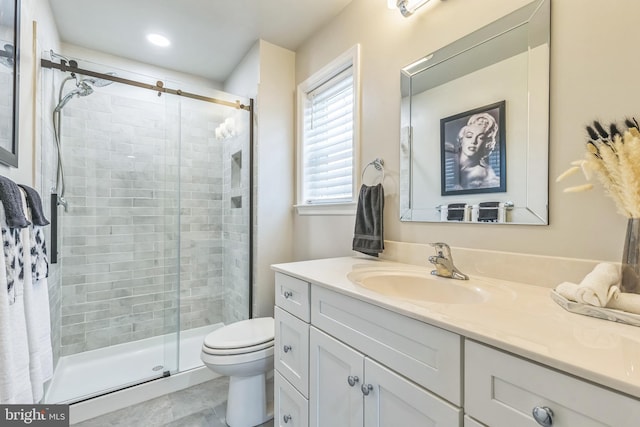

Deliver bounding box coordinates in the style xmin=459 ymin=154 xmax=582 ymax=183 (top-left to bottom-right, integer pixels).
xmin=39 ymin=52 xmax=253 ymax=404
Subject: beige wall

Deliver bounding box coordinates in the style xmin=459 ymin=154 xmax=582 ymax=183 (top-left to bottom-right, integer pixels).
xmin=226 ymin=40 xmax=296 ymax=317
xmin=294 ymin=0 xmax=636 ymax=262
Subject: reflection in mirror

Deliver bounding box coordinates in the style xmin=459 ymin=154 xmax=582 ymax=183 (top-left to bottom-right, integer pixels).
xmin=0 ymin=0 xmax=19 ymax=167
xmin=400 ymin=0 xmax=550 ymax=224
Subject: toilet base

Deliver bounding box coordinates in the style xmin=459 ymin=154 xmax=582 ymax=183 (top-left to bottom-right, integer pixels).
xmin=226 ymin=373 xmax=273 ymax=427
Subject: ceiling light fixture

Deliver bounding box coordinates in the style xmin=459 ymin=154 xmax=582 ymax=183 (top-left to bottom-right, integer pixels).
xmin=396 ymin=0 xmax=432 ymax=17
xmin=147 ymin=33 xmax=170 ymax=47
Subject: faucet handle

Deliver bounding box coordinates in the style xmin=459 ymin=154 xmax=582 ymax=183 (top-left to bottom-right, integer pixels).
xmin=429 ymin=242 xmax=452 ymax=257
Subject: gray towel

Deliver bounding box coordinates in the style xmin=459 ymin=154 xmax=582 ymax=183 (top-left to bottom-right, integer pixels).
xmin=352 ymin=184 xmax=384 ymax=257
xmin=18 ymin=185 xmax=50 ymax=226
xmin=0 ymin=175 xmax=29 ymax=228
xmin=447 ymin=203 xmax=466 ymax=221
xmin=478 ymin=201 xmax=500 ymax=222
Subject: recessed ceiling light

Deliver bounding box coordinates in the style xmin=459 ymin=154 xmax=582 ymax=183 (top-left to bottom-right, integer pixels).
xmin=147 ymin=33 xmax=170 ymax=47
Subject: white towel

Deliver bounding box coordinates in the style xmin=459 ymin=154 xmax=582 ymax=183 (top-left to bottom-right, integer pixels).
xmin=606 ymin=292 xmax=640 ymax=315
xmin=574 ymin=263 xmax=620 ymax=307
xmin=0 ymin=203 xmax=33 ymax=404
xmin=19 ymin=190 xmax=53 ymax=402
xmin=555 ymin=281 xmax=579 ymax=302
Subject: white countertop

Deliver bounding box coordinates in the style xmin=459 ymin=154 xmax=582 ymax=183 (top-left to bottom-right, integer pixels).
xmin=272 ymin=256 xmax=640 ymax=399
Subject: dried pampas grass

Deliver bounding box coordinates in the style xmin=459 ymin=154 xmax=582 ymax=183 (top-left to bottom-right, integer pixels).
xmin=558 ymin=120 xmax=640 ymax=218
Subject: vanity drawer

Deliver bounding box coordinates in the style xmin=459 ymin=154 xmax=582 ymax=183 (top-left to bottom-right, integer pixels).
xmin=311 ymin=285 xmax=462 ymax=405
xmin=276 ymin=272 xmax=310 ymax=322
xmin=275 ymin=371 xmax=309 ymax=427
xmin=275 ymin=306 xmax=310 ymax=396
xmin=465 ymin=340 xmax=640 ymax=427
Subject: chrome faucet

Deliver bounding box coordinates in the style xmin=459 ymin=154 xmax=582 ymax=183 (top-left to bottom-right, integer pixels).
xmin=428 ymin=242 xmax=469 ymax=280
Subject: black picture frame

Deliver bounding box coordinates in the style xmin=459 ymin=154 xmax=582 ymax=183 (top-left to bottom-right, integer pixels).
xmin=440 ymin=101 xmax=506 ymax=196
xmin=0 ymin=0 xmax=20 ymax=167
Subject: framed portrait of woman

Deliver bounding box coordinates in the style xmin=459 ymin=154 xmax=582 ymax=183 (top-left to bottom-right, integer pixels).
xmin=440 ymin=101 xmax=506 ymax=196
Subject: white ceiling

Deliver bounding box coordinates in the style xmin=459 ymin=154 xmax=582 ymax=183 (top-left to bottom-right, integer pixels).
xmin=47 ymin=0 xmax=353 ymax=82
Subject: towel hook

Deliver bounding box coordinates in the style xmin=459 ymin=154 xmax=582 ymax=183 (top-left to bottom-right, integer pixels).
xmin=362 ymin=158 xmax=385 ymax=185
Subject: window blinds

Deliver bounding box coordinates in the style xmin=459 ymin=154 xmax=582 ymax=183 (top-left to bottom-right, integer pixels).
xmin=302 ymin=66 xmax=354 ymax=204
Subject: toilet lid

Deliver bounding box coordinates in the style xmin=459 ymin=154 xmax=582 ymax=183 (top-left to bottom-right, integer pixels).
xmin=202 ymin=339 xmax=273 ymax=356
xmin=203 ymin=317 xmax=274 ymax=350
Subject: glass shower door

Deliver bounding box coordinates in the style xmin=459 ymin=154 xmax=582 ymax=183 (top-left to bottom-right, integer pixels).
xmin=42 ymin=59 xmax=181 ymax=403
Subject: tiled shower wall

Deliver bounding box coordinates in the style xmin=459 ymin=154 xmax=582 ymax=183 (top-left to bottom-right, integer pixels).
xmin=46 ymin=80 xmax=251 ymax=356
xmin=222 ymin=110 xmax=251 ymax=324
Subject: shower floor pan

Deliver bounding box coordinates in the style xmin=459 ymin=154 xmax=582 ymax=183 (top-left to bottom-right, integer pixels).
xmin=45 ymin=323 xmax=221 ymax=404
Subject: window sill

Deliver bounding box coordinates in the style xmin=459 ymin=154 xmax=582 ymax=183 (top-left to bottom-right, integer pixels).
xmin=295 ymin=202 xmax=357 ymax=216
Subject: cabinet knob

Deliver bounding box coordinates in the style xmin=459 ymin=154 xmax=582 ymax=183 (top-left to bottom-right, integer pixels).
xmin=361 ymin=383 xmax=373 ymax=396
xmin=283 ymin=414 xmax=292 ymax=423
xmin=347 ymin=375 xmax=360 ymax=387
xmin=283 ymin=291 xmax=293 ymax=299
xmin=532 ymin=406 xmax=554 ymax=427
xmin=283 ymin=345 xmax=292 ymax=353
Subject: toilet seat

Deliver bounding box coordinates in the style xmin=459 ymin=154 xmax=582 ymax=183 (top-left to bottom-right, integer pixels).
xmin=202 ymin=339 xmax=273 ymax=356
xmin=201 ymin=345 xmax=274 ymax=366
xmin=203 ymin=317 xmax=274 ymax=353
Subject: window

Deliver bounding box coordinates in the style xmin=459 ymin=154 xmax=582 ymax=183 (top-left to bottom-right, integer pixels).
xmin=296 ymin=45 xmax=360 ymax=215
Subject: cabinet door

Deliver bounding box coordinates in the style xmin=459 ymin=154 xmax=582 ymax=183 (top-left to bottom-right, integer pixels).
xmin=309 ymin=327 xmax=364 ymax=427
xmin=464 ymin=415 xmax=487 ymax=427
xmin=363 ymin=358 xmax=462 ymax=427
xmin=275 ymin=306 xmax=310 ymax=396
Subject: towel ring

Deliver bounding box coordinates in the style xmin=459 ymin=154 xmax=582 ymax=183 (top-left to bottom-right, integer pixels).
xmin=362 ymin=158 xmax=385 ymax=185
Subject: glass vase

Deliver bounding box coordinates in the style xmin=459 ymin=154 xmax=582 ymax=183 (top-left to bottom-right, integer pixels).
xmin=621 ymin=217 xmax=640 ymax=294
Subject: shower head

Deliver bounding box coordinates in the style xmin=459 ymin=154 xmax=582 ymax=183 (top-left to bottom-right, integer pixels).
xmin=53 ymin=71 xmax=116 ymax=113
xmin=80 ymin=72 xmax=116 ymax=88
xmin=53 ymin=83 xmax=94 ymax=113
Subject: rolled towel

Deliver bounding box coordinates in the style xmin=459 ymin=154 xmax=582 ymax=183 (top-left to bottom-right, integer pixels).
xmin=606 ymin=292 xmax=640 ymax=315
xmin=555 ymin=282 xmax=579 ymax=302
xmin=575 ymin=263 xmax=620 ymax=307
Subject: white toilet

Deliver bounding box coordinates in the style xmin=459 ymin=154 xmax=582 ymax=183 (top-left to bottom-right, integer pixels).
xmin=201 ymin=317 xmax=274 ymax=427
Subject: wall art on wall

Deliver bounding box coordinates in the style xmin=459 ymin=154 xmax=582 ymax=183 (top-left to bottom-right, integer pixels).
xmin=440 ymin=101 xmax=506 ymax=196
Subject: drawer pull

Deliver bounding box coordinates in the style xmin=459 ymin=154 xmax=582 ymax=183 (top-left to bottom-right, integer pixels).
xmin=283 ymin=345 xmax=292 ymax=353
xmin=361 ymin=383 xmax=373 ymax=396
xmin=347 ymin=375 xmax=360 ymax=387
xmin=283 ymin=414 xmax=292 ymax=423
xmin=283 ymin=291 xmax=293 ymax=299
xmin=532 ymin=406 xmax=554 ymax=427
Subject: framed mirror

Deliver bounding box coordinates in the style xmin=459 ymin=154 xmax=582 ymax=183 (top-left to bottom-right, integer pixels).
xmin=400 ymin=0 xmax=550 ymax=224
xmin=0 ymin=0 xmax=19 ymax=167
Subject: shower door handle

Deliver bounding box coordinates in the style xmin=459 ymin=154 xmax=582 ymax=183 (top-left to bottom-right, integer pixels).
xmin=50 ymin=193 xmax=58 ymax=264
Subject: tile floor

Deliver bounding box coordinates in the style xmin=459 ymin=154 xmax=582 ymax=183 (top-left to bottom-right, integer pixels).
xmin=72 ymin=376 xmax=274 ymax=427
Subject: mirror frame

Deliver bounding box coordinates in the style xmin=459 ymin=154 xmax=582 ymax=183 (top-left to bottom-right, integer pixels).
xmin=400 ymin=0 xmax=550 ymax=225
xmin=0 ymin=0 xmax=20 ymax=167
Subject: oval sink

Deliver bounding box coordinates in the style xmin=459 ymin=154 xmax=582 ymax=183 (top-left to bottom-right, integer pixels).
xmin=347 ymin=269 xmax=489 ymax=304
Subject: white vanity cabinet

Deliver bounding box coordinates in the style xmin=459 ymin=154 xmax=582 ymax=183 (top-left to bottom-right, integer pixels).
xmin=274 ymin=273 xmax=311 ymax=427
xmin=465 ymin=340 xmax=640 ymax=427
xmin=274 ymin=258 xmax=640 ymax=427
